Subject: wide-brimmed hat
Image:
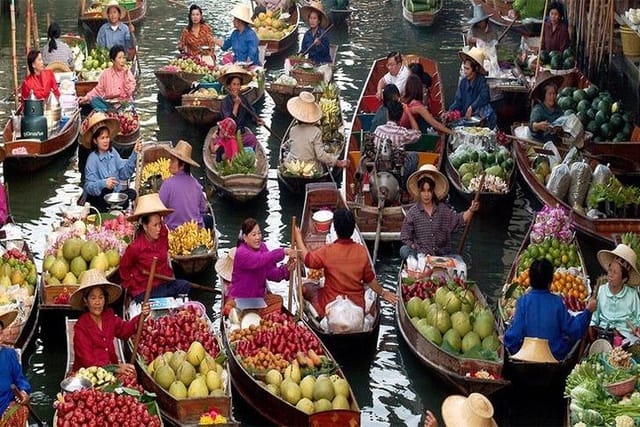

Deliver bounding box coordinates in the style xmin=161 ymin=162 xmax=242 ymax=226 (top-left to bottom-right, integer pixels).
xmin=442 ymin=393 xmax=497 ymax=427
xmin=459 ymin=47 xmax=487 ymax=76
xmin=0 ymin=310 xmax=18 ymax=329
xmin=598 ymin=244 xmax=640 ymax=286
xmin=102 ymin=0 xmax=127 ymax=19
xmin=69 ymin=269 xmax=122 ymax=310
xmin=164 ymin=140 xmax=200 ymax=167
xmin=46 ymin=61 xmax=72 ymax=73
xmin=511 ymin=337 xmax=558 ymax=363
xmin=217 ymin=64 xmax=253 ymax=86
xmin=127 ymin=193 xmax=174 ymax=222
xmin=468 ymin=4 xmax=493 ymax=26
xmin=287 ymin=91 xmax=323 ymax=123
xmin=301 ymin=1 xmax=330 ymax=28
xmin=406 ymin=164 xmax=449 ymax=200
xmin=215 ymin=248 xmax=237 ymax=282
xmin=80 ymin=111 xmax=120 ymax=148
xmin=530 ymin=71 xmax=564 ymax=101
xmin=230 ymin=3 xmax=253 ymax=26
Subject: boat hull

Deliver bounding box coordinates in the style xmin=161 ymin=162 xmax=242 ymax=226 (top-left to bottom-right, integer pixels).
xmin=402 ymin=0 xmax=442 ymax=26
xmin=155 ymin=70 xmax=205 ymax=104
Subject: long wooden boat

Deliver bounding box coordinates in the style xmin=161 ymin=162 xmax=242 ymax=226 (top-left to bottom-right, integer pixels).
xmin=112 ymin=123 xmax=140 ymax=155
xmin=259 ymin=5 xmax=299 ymax=59
xmin=0 ymin=108 xmax=81 ymax=172
xmin=329 ymin=7 xmax=352 ymax=26
xmin=470 ymin=0 xmax=542 ymax=36
xmin=402 ymin=0 xmax=443 ymax=27
xmin=202 ymin=127 xmax=268 ymax=202
xmin=155 ymin=70 xmax=205 ymax=103
xmin=343 ymin=55 xmax=445 ymax=241
xmin=78 ymin=0 xmax=148 ymax=36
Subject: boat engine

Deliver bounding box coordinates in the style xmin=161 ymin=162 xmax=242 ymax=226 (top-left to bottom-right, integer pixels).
xmin=370 ymin=171 xmax=400 ymax=206
xmin=21 ymin=90 xmax=47 ymax=140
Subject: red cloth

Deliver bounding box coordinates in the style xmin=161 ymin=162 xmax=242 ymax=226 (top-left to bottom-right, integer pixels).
xmin=0 ymin=185 xmax=8 ymax=226
xmin=72 ymin=308 xmax=140 ymax=371
xmin=304 ymin=239 xmax=376 ymax=317
xmin=119 ymin=226 xmax=174 ymax=299
xmin=214 ymin=117 xmax=239 ymax=159
xmin=20 ymin=70 xmax=60 ymax=105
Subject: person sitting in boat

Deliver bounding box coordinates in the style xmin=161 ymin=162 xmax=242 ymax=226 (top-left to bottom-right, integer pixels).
xmin=400 ymin=74 xmax=453 ymax=135
xmin=370 ymin=83 xmax=400 ymax=130
xmin=96 ymin=0 xmax=134 ymax=52
xmin=254 ymin=0 xmax=289 ymax=14
xmin=215 ymin=247 xmax=236 ymax=297
xmin=0 ymin=310 xmax=30 ymax=422
xmin=408 ymin=62 xmax=432 ymax=106
xmin=294 ymin=208 xmax=398 ymax=319
xmin=541 ymin=2 xmax=570 ymax=52
xmin=120 ymin=193 xmax=192 ymax=302
xmin=590 ymin=244 xmax=640 ymax=339
xmin=465 ymin=4 xmax=497 ymax=48
xmin=504 ymin=258 xmax=596 ymax=361
xmin=285 ymin=91 xmax=348 ymax=173
xmin=449 ymin=48 xmax=496 ymax=129
xmin=177 ymin=4 xmax=216 ymax=59
xmin=158 ymin=140 xmax=213 ymax=230
xmin=228 ymin=218 xmax=294 ymax=299
xmin=219 ymin=65 xmax=260 ymax=149
xmin=210 ymin=117 xmax=243 ymax=162
xmin=20 ymin=49 xmax=60 ymax=107
xmin=78 ymin=45 xmax=136 ymax=110
xmin=300 ymin=1 xmax=332 ymax=65
xmin=528 ymin=71 xmax=564 ymax=142
xmin=42 ymin=22 xmax=75 ymax=70
xmin=400 ymin=165 xmax=479 ymax=259
xmin=375 ymin=51 xmax=411 ymax=99
xmin=70 ymin=269 xmax=151 ymax=375
xmin=424 ymin=393 xmax=497 ymax=427
xmin=214 ymin=4 xmax=260 ymax=65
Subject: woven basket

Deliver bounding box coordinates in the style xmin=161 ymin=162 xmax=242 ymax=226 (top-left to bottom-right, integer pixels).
xmin=3 ymin=320 xmax=23 ymax=345
xmin=606 ymin=376 xmax=637 ymax=397
xmin=290 ymin=68 xmax=323 ymax=87
xmin=259 ymin=293 xmax=283 ymax=316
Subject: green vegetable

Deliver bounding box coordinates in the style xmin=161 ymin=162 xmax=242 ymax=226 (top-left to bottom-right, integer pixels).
xmin=571 ymin=385 xmax=598 ymax=404
xmin=581 ymin=409 xmax=604 ymax=425
xmin=217 ymin=134 xmax=257 ymax=177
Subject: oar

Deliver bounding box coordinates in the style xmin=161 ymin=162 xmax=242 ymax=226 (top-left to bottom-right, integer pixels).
xmin=295 ymin=227 xmax=304 ymax=319
xmin=238 ymin=97 xmax=283 ymax=143
xmin=287 ymin=216 xmax=296 ymax=312
xmin=130 ymin=257 xmax=157 ymax=364
xmin=372 ymin=191 xmax=385 ymax=264
xmin=142 ymin=270 xmax=220 ymax=294
xmin=456 ymin=173 xmax=485 ymax=255
xmin=11 ymin=385 xmax=44 ymax=426
xmin=299 ymin=24 xmax=334 ymax=57
xmin=496 ymin=15 xmax=517 ymax=43
xmin=10 ymin=0 xmax=19 ymax=109
xmin=125 ymin=9 xmax=142 ymax=76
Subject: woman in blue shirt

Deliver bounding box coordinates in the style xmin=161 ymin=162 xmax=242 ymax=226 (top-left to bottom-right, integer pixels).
xmin=529 ymin=71 xmax=564 ymax=142
xmin=215 ymin=4 xmax=260 ymax=65
xmin=0 ymin=310 xmax=31 ymax=419
xmin=300 ymin=1 xmax=332 ymax=64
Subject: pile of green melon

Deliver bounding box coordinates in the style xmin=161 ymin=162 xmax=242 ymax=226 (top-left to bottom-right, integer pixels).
xmin=538 ymin=48 xmax=576 ymax=71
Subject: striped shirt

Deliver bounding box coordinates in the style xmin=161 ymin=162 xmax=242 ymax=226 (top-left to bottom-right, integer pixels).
xmin=400 ymin=202 xmax=464 ymax=256
xmin=373 ymin=121 xmax=421 ymax=150
xmin=85 ymin=66 xmax=136 ymax=101
xmin=42 ymin=39 xmax=75 ymax=69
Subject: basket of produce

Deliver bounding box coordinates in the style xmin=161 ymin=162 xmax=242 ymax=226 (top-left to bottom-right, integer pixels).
xmin=290 ymin=65 xmax=323 ymax=87
xmin=605 ymin=376 xmax=637 ymax=397
xmin=601 ymin=347 xmax=637 ymax=373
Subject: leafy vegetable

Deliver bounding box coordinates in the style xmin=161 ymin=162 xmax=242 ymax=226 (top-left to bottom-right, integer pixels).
xmin=513 ymin=0 xmax=545 ymax=19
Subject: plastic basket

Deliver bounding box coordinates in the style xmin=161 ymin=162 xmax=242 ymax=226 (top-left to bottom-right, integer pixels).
xmin=621 ymin=26 xmax=640 ymax=57
xmin=605 ymin=376 xmax=637 ymax=397
xmin=121 ymin=0 xmax=136 ymax=10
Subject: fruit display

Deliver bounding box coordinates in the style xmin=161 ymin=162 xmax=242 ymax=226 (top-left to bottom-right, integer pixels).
xmin=253 ymin=10 xmax=294 ymax=41
xmin=75 ymin=366 xmax=117 ymax=388
xmin=217 ymin=140 xmax=257 ymax=176
xmin=449 ymin=143 xmax=513 ymax=192
xmin=141 ymin=158 xmax=172 ymax=183
xmin=0 ymin=246 xmax=37 ymax=325
xmin=192 ymin=87 xmax=220 ymax=98
xmin=168 ymin=220 xmax=214 ymax=256
xmin=80 ymin=47 xmax=111 ymax=73
xmin=318 ymin=82 xmax=342 ymax=143
xmin=538 ymin=48 xmax=576 ymax=71
xmin=106 ymin=108 xmax=139 ymax=135
xmin=282 ymin=160 xmax=319 ymax=178
xmin=274 ymin=74 xmax=298 ymax=86
xmin=161 ymin=56 xmax=217 ymax=75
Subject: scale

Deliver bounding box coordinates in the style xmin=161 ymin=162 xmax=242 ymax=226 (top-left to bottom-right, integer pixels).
xmin=103 ymin=192 xmax=128 ymax=215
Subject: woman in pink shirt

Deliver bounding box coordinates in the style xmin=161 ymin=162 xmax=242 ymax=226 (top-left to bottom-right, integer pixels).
xmin=79 ymin=45 xmax=135 ymax=110
xmin=400 ymin=75 xmax=452 ymax=135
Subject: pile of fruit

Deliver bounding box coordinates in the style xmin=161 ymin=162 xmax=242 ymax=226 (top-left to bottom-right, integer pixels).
xmin=274 ymin=74 xmax=297 ymax=86
xmin=140 ymin=157 xmax=172 ymax=187
xmin=0 ymin=247 xmax=37 ymax=300
xmin=75 ymin=366 xmax=117 ymax=388
xmin=192 ymin=87 xmax=220 ymax=97
xmin=538 ymin=48 xmax=576 ymax=71
xmin=405 ymin=0 xmax=440 ymax=13
xmin=449 ymin=144 xmax=513 ymax=192
xmin=217 ymin=140 xmax=257 ymax=176
xmin=282 ymin=160 xmax=319 ymax=178
xmin=106 ymin=108 xmax=139 ymax=135
xmin=318 ymin=82 xmax=342 ymax=143
xmin=162 ymin=57 xmax=216 ymax=75
xmin=168 ymin=220 xmax=214 ymax=256
xmin=101 ymin=215 xmax=135 ymax=241
xmin=516 ymin=236 xmax=581 ymax=273
xmin=253 ymin=10 xmax=294 ymax=41
xmin=512 ymin=0 xmax=545 ymax=19
xmin=80 ymin=47 xmax=111 ymax=73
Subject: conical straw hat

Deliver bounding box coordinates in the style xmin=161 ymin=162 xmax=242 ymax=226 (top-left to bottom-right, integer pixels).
xmin=80 ymin=111 xmax=120 ymax=148
xmin=217 ymin=64 xmax=253 ymax=86
xmin=511 ymin=337 xmax=559 ymax=363
xmin=468 ymin=4 xmax=493 ymax=26
xmin=164 ymin=140 xmax=200 ymax=167
xmin=230 ymin=3 xmax=253 ymax=26
xmin=127 ymin=193 xmax=174 ymax=222
xmin=530 ymin=71 xmax=564 ymax=101
xmin=406 ymin=164 xmax=449 ymax=200
xmin=458 ymin=47 xmax=487 ymax=75
xmin=69 ymin=269 xmax=122 ymax=310
xmin=597 ymin=244 xmax=640 ymax=286
xmin=442 ymin=393 xmax=497 ymax=427
xmin=301 ymin=1 xmax=330 ymax=28
xmin=102 ymin=0 xmax=128 ymax=20
xmin=215 ymin=248 xmax=237 ymax=282
xmin=287 ymin=91 xmax=323 ymax=123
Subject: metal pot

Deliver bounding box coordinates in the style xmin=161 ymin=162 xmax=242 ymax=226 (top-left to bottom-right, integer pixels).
xmin=370 ymin=171 xmax=400 ymax=206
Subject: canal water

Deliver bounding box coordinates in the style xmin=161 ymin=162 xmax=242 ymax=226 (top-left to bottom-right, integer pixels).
xmin=0 ymin=0 xmax=612 ymax=425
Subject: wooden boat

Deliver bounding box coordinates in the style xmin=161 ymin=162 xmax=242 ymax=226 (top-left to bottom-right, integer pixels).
xmin=402 ymin=0 xmax=442 ymax=27
xmin=202 ymin=127 xmax=268 ymax=202
xmin=343 ymin=55 xmax=445 ymax=241
xmin=470 ymin=0 xmax=542 ymax=36
xmin=329 ymin=7 xmax=352 ymax=26
xmin=155 ymin=69 xmax=205 ymax=104
xmin=258 ymin=5 xmax=300 ymax=58
xmin=112 ymin=121 xmax=140 ymax=154
xmin=78 ymin=0 xmax=148 ymax=36
xmin=0 ymin=108 xmax=81 ymax=172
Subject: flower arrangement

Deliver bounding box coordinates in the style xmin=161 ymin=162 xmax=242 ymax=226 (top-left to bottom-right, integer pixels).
xmin=198 ymin=407 xmax=228 ymax=425
xmin=530 ymin=204 xmax=573 ymax=244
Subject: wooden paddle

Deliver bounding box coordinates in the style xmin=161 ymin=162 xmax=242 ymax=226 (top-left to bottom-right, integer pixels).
xmin=534 ymin=0 xmax=550 ymax=79
xmin=238 ymin=97 xmax=283 ymax=143
xmin=130 ymin=257 xmax=157 ymax=364
xmin=11 ymin=385 xmax=44 ymax=427
xmin=496 ymin=15 xmax=517 ymax=43
xmin=288 ymin=216 xmax=296 ymax=312
xmin=456 ymin=173 xmax=485 ymax=255
xmin=10 ymin=0 xmax=19 ymax=109
xmin=125 ymin=8 xmax=142 ymax=75
xmin=141 ymin=270 xmax=219 ymax=294
xmin=372 ymin=191 xmax=385 ymax=264
xmin=299 ymin=24 xmax=334 ymax=57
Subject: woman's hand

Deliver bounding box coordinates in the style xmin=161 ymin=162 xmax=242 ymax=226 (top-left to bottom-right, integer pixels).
xmin=469 ymin=200 xmax=480 ymax=212
xmin=106 ymin=177 xmax=118 ymax=190
xmin=78 ymin=95 xmax=88 ymax=105
xmin=424 ymin=410 xmax=438 ymax=427
xmin=116 ymin=363 xmax=136 ymax=377
xmin=313 ymin=38 xmax=321 ymax=46
xmin=465 ymin=106 xmax=473 ymax=119
xmin=16 ymin=389 xmax=29 ymax=406
xmin=585 ymin=297 xmax=597 ymax=313
xmin=233 ymin=95 xmax=242 ymax=107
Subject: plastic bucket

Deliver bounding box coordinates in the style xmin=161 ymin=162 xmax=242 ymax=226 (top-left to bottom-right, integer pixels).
xmin=620 ymin=26 xmax=640 ymax=57
xmin=312 ymin=210 xmax=333 ymax=233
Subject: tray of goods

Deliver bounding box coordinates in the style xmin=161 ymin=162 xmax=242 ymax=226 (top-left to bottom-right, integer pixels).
xmin=450 ymin=126 xmax=496 ymax=151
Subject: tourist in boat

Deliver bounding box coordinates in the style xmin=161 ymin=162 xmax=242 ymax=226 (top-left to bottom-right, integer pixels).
xmin=424 ymin=393 xmax=497 ymax=427
xmin=120 ymin=193 xmax=192 ymax=302
xmin=465 ymin=4 xmax=497 ymax=48
xmin=96 ymin=0 xmax=134 ymax=51
xmin=177 ymin=4 xmax=216 ymax=58
xmin=400 ymin=164 xmax=479 ymax=259
xmin=70 ymin=269 xmax=151 ymax=374
xmin=541 ymin=2 xmax=570 ymax=52
xmin=300 ymin=1 xmax=332 ymax=65
xmin=449 ymin=47 xmax=496 ymax=129
xmin=228 ymin=218 xmax=294 ymax=299
xmin=82 ymin=112 xmax=139 ymax=212
xmin=375 ymin=51 xmax=411 ymax=99
xmin=408 ymin=62 xmax=432 ymax=106
xmin=219 ymin=65 xmax=260 ymax=149
xmin=529 ymin=71 xmax=564 ymax=142
xmin=42 ymin=22 xmax=75 ymax=70
xmin=590 ymin=244 xmax=640 ymax=338
xmin=0 ymin=310 xmax=30 ymax=421
xmin=504 ymin=258 xmax=596 ymax=361
xmin=285 ymin=91 xmax=348 ymax=172
xmin=371 ymin=83 xmax=400 ymax=130
xmin=215 ymin=247 xmax=236 ymax=296
xmin=401 ymin=74 xmax=453 ymax=135
xmin=214 ymin=4 xmax=260 ymax=65
xmin=159 ymin=140 xmax=212 ymax=230
xmin=78 ymin=45 xmax=136 ymax=109
xmin=20 ymin=49 xmax=60 ymax=105
xmin=293 ymin=208 xmax=398 ymax=318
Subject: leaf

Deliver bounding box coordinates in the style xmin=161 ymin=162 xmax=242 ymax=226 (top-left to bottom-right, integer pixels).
xmin=504 ymin=282 xmax=521 ymax=299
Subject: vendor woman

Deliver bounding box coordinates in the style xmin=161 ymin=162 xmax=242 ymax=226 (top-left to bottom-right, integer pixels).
xmin=214 ymin=4 xmax=260 ymax=65
xmin=177 ymin=4 xmax=216 ymax=58
xmin=529 ymin=71 xmax=564 ymax=142
xmin=219 ymin=65 xmax=261 ymax=149
xmin=300 ymin=1 xmax=332 ymax=65
xmin=20 ymin=49 xmax=60 ymax=106
xmin=0 ymin=310 xmax=30 ymax=420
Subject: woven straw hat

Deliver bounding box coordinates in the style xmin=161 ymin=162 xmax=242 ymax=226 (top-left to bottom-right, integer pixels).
xmin=459 ymin=47 xmax=487 ymax=76
xmin=287 ymin=91 xmax=323 ymax=123
xmin=69 ymin=269 xmax=122 ymax=310
xmin=102 ymin=0 xmax=127 ymax=19
xmin=530 ymin=71 xmax=564 ymax=101
xmin=301 ymin=1 xmax=330 ymax=28
xmin=597 ymin=244 xmax=640 ymax=286
xmin=46 ymin=61 xmax=72 ymax=73
xmin=230 ymin=3 xmax=253 ymax=26
xmin=406 ymin=164 xmax=449 ymax=200
xmin=468 ymin=4 xmax=493 ymax=26
xmin=80 ymin=111 xmax=120 ymax=148
xmin=164 ymin=140 xmax=200 ymax=167
xmin=511 ymin=337 xmax=559 ymax=363
xmin=0 ymin=310 xmax=18 ymax=329
xmin=442 ymin=393 xmax=497 ymax=427
xmin=217 ymin=64 xmax=253 ymax=86
xmin=127 ymin=193 xmax=174 ymax=222
xmin=215 ymin=247 xmax=237 ymax=282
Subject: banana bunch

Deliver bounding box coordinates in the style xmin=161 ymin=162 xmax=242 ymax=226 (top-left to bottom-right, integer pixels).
xmin=168 ymin=220 xmax=213 ymax=256
xmin=76 ymin=366 xmax=117 ymax=387
xmin=284 ymin=160 xmax=317 ymax=177
xmin=318 ymin=81 xmax=339 ymax=100
xmin=621 ymin=232 xmax=640 ymax=269
xmin=319 ymin=97 xmax=339 ymax=119
xmin=140 ymin=158 xmax=172 ymax=182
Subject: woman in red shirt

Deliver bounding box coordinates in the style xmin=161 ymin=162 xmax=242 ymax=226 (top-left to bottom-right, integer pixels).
xmin=20 ymin=49 xmax=60 ymax=106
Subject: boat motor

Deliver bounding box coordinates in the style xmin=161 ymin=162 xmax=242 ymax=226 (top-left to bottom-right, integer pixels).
xmin=370 ymin=171 xmax=400 ymax=206
xmin=21 ymin=90 xmax=47 ymax=140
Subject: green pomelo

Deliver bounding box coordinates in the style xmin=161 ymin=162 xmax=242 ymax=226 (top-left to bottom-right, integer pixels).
xmin=482 ymin=334 xmax=501 ymax=352
xmin=296 ymin=397 xmax=315 ymax=415
xmin=461 ymin=331 xmax=482 ymax=353
xmin=187 ymin=341 xmax=206 ymax=367
xmin=105 ymin=249 xmax=120 ymax=268
xmin=70 ymin=256 xmax=88 ymax=278
xmin=62 ymin=238 xmax=83 ymax=261
xmin=205 ymin=370 xmax=222 ymax=391
xmin=299 ymin=375 xmax=315 ymax=400
xmin=451 ymin=311 xmax=472 ymax=337
xmin=313 ymin=376 xmax=335 ymax=401
xmin=62 ymin=272 xmax=77 ymax=285
xmin=80 ymin=240 xmax=100 ymax=262
xmin=50 ymin=258 xmax=69 ymax=281
xmin=176 ymin=361 xmax=196 ymax=387
xmin=434 ymin=286 xmax=449 ymax=307
xmin=265 ymin=369 xmax=283 ymax=387
xmin=43 ymin=255 xmax=56 ymax=272
xmin=406 ymin=296 xmax=423 ymax=318
xmin=154 ymin=365 xmax=175 ymax=390
xmin=89 ymin=252 xmax=109 ymax=271
xmin=266 ymin=383 xmax=280 ymax=396
xmin=187 ymin=377 xmax=209 ymax=398
xmin=444 ymin=291 xmax=462 ymax=315
xmin=332 ymin=395 xmax=350 ymax=410
xmin=333 ymin=378 xmax=350 ymax=399
xmin=425 ymin=304 xmax=439 ymax=326
xmin=281 ymin=379 xmax=302 ymax=405
xmin=169 ymin=350 xmax=187 ymax=372
xmin=473 ymin=310 xmax=496 ymax=339
xmin=443 ymin=329 xmax=462 ymax=352
xmin=459 ymin=289 xmax=476 ymax=313
xmin=434 ymin=309 xmax=452 ymax=334
xmin=169 ymin=381 xmax=188 ymax=399
xmin=314 ymin=398 xmax=333 ymax=413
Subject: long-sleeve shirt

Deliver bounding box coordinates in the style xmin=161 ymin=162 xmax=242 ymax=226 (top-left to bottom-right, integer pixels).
xmin=83 ymin=149 xmax=137 ymax=196
xmin=221 ymin=28 xmax=260 ymax=65
xmin=286 ymin=123 xmax=338 ymax=171
xmin=301 ymin=27 xmax=331 ymax=64
xmin=229 ymin=242 xmax=289 ymax=298
xmin=96 ymin=22 xmax=133 ymax=50
xmin=590 ymin=283 xmax=640 ymax=336
xmin=159 ymin=170 xmax=206 ymax=230
xmin=221 ymin=93 xmax=256 ymax=130
xmin=449 ymin=74 xmax=491 ymax=114
xmin=529 ymin=101 xmax=563 ymax=141
xmin=20 ymin=70 xmax=60 ymax=105
xmin=373 ymin=120 xmax=421 ymax=150
xmin=542 ymin=21 xmax=570 ymax=52
xmin=42 ymin=39 xmax=75 ymax=69
xmin=0 ymin=185 xmax=8 ymax=226
xmin=84 ymin=66 xmax=136 ymax=102
xmin=0 ymin=346 xmax=31 ymax=416
xmin=400 ymin=202 xmax=464 ymax=256
xmin=504 ymin=289 xmax=591 ymax=361
xmin=72 ymin=308 xmax=140 ymax=372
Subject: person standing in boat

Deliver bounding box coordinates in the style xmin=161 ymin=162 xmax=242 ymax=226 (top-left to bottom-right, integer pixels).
xmin=400 ymin=165 xmax=479 ymax=259
xmin=177 ymin=4 xmax=216 ymax=59
xmin=20 ymin=49 xmax=60 ymax=106
xmin=465 ymin=5 xmax=497 ymax=48
xmin=214 ymin=4 xmax=260 ymax=65
xmin=375 ymin=51 xmax=411 ymax=99
xmin=219 ymin=65 xmax=261 ymax=150
xmin=42 ymin=22 xmax=75 ymax=70
xmin=0 ymin=310 xmax=30 ymax=422
xmin=541 ymin=2 xmax=570 ymax=52
xmin=78 ymin=45 xmax=136 ymax=109
xmin=528 ymin=71 xmax=564 ymax=142
xmin=300 ymin=1 xmax=332 ymax=65
xmin=96 ymin=0 xmax=134 ymax=52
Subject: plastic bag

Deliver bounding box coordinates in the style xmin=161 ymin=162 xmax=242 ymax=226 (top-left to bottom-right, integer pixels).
xmin=561 ymin=146 xmax=581 ymax=166
xmin=546 ymin=163 xmax=571 ymax=201
xmin=543 ymin=141 xmax=562 ymax=169
xmin=568 ymin=161 xmax=592 ymax=208
xmin=325 ymin=296 xmax=364 ymax=334
xmin=364 ymin=288 xmax=376 ymax=312
xmin=591 ymin=163 xmax=612 ymax=186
